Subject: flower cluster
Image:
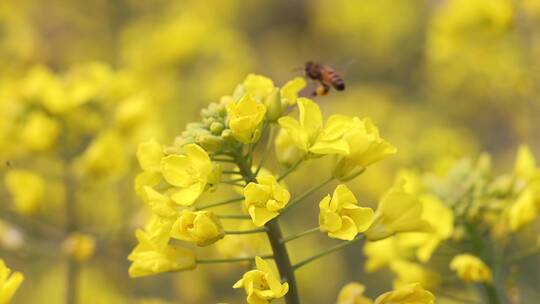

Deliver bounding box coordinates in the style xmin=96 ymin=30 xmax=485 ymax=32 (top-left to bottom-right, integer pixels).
xmin=359 ymin=145 xmax=540 ymax=302
xmin=127 ymin=74 xmax=438 ymax=304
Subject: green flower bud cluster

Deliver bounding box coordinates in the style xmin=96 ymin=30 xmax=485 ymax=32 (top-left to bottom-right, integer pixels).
xmin=174 ymin=99 xmax=235 ymax=154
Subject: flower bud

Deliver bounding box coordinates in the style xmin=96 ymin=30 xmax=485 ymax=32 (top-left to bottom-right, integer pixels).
xmin=197 ymin=134 xmax=223 ymax=153
xmin=210 ymin=121 xmax=225 ymax=134
xmin=264 ymin=88 xmax=283 ymax=122
xmin=221 ymin=129 xmax=234 ymax=141
xmin=170 ymin=210 xmax=224 ymax=246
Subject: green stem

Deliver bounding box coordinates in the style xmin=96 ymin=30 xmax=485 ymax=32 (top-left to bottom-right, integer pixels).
xmin=481 ymin=284 xmax=501 ymax=304
xmin=221 ymin=181 xmax=245 ymax=187
xmin=277 ymin=158 xmax=303 ymax=182
xmin=293 ymin=236 xmax=364 ymax=270
xmin=225 ymin=228 xmax=267 ymax=235
xmin=465 ymin=222 xmax=503 ymax=304
xmin=64 ymin=168 xmax=78 ymax=304
xmin=235 ymin=148 xmax=300 ymax=304
xmin=223 ymin=170 xmax=242 ymax=175
xmin=281 ymin=227 xmax=320 ymax=244
xmin=196 ymin=254 xmax=273 ymax=264
xmin=266 ymin=219 xmax=300 ymax=304
xmin=281 ymin=177 xmax=334 ymax=214
xmin=255 ymin=124 xmax=275 ymax=176
xmin=196 ymin=197 xmax=244 ymax=210
xmin=212 ymin=157 xmax=236 ymax=163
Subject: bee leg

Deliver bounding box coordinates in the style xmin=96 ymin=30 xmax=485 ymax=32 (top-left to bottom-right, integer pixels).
xmin=314 ymin=83 xmax=330 ymax=96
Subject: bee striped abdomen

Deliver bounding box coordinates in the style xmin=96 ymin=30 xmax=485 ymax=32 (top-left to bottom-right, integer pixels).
xmin=325 ymin=69 xmax=345 ymax=91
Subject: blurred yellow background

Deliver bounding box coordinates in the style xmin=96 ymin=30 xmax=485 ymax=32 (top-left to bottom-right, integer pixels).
xmin=1 ymin=0 xmax=539 ymax=303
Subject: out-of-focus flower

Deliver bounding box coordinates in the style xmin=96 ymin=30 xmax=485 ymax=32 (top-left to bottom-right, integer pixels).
xmin=62 ymin=232 xmax=96 ymax=262
xmin=0 ymin=259 xmax=24 ymax=304
xmin=332 ymin=117 xmax=396 ymax=181
xmin=274 ymin=128 xmax=306 ymax=167
xmin=244 ymin=175 xmax=290 ymax=226
xmin=78 ymin=131 xmax=127 ymax=178
xmin=135 ymin=139 xmax=164 ymax=196
xmin=413 ymin=194 xmax=453 ymax=262
xmin=319 ymin=184 xmax=374 ymax=240
xmin=233 ymin=256 xmax=289 ymax=304
xmin=170 ymin=210 xmax=224 ymax=246
xmin=278 ymin=98 xmax=350 ymax=157
xmin=4 ymin=169 xmax=45 ymax=215
xmin=20 ymin=111 xmax=60 ymax=151
xmin=137 ymin=139 xmax=164 ymax=174
xmin=226 ymin=94 xmax=266 ymax=144
xmin=508 ymin=180 xmax=540 ymax=231
xmin=365 ymin=183 xmax=431 ymax=241
xmin=336 ymin=282 xmax=373 ymax=304
xmin=514 ymin=145 xmax=539 ymax=181
xmin=364 ymin=238 xmax=407 ymax=272
xmin=450 ymin=254 xmax=493 ymax=283
xmin=161 ymin=144 xmax=216 ymax=206
xmin=128 ymin=228 xmax=196 ymax=278
xmin=216 ymin=221 xmax=266 ymax=258
xmin=389 ymin=260 xmax=440 ymax=290
xmin=374 ymin=283 xmax=435 ymax=304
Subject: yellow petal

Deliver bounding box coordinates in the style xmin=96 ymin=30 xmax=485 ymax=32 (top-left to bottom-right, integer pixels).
xmin=170 ymin=183 xmax=204 ymax=206
xmin=249 ymin=206 xmax=278 ymax=226
xmin=328 ymin=216 xmax=358 ymax=240
xmin=161 ymin=155 xmax=192 ymax=187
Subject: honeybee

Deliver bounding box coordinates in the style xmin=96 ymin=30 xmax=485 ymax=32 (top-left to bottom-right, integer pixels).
xmin=304 ymin=61 xmax=345 ymax=96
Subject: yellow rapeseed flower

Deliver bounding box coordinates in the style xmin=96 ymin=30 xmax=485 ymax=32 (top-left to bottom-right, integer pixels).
xmin=508 ymin=180 xmax=540 ymax=231
xmin=170 ymin=210 xmax=224 ymax=246
xmin=244 ymin=175 xmax=290 ymax=226
xmin=239 ymin=74 xmax=305 ymax=106
xmin=278 ymin=98 xmax=350 ymax=156
xmin=20 ymin=111 xmax=60 ymax=151
xmin=141 ymin=186 xmax=178 ymax=218
xmin=4 ymin=169 xmax=45 ymax=215
xmin=241 ymin=74 xmax=275 ymax=102
xmin=135 ymin=139 xmax=164 ymax=196
xmin=363 ymin=237 xmax=406 ymax=272
xmin=336 ymin=282 xmax=373 ymax=304
xmin=161 ymin=144 xmax=217 ymax=206
xmin=319 ymin=184 xmax=374 ymax=240
xmin=389 ymin=260 xmax=440 ymax=290
xmin=332 ymin=117 xmax=396 ymax=181
xmin=365 ymin=182 xmax=431 ymax=241
xmin=514 ymin=144 xmax=539 ymax=181
xmin=280 ymin=77 xmax=306 ymax=106
xmin=0 ymin=259 xmax=24 ymax=304
xmin=274 ymin=128 xmax=306 ymax=167
xmin=78 ymin=131 xmax=127 ymax=178
xmin=226 ymin=94 xmax=267 ymax=144
xmin=450 ymin=254 xmax=493 ymax=283
xmin=62 ymin=232 xmax=96 ymax=262
xmin=233 ymin=256 xmax=289 ymax=304
xmin=128 ymin=228 xmax=196 ymax=278
xmin=374 ymin=283 xmax=435 ymax=304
